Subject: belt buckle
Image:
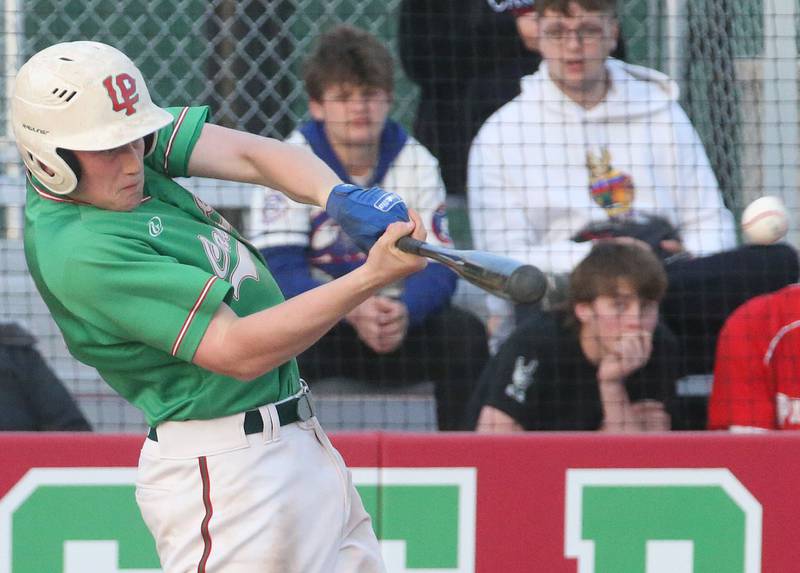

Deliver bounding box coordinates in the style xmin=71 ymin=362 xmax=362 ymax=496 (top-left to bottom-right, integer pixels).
xmin=296 ymin=394 xmax=314 ymax=422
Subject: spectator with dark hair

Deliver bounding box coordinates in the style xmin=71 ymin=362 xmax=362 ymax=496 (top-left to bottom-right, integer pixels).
xmin=469 ymin=241 xmax=678 ymax=432
xmin=0 ymin=322 xmax=91 ymax=431
xmin=251 ymin=25 xmax=490 ymax=430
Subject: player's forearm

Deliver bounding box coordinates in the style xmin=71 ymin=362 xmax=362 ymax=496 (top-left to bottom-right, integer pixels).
xmin=197 ymin=265 xmax=385 ymax=381
xmin=189 ymin=124 xmax=338 ymax=207
xmin=245 ymin=140 xmax=339 ymax=207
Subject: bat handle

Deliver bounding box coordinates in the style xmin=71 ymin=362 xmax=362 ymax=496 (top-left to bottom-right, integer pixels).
xmin=396 ymin=236 xmax=426 ymax=255
xmin=396 ymin=236 xmax=455 ymax=266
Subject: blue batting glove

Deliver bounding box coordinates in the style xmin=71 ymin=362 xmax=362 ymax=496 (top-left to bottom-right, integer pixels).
xmin=326 ymin=183 xmax=410 ymax=252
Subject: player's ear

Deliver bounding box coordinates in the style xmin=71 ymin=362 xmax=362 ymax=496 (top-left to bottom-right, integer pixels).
xmin=308 ymin=99 xmax=325 ymax=121
xmin=574 ymin=302 xmax=593 ymax=324
xmin=606 ymin=18 xmax=620 ymax=54
xmin=514 ymin=13 xmax=540 ymax=52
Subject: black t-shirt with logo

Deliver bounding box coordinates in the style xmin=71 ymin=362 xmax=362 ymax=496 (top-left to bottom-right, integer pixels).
xmin=482 ymin=310 xmax=678 ymax=431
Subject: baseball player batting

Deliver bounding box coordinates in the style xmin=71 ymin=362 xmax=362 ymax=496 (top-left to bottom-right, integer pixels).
xmin=13 ymin=41 xmax=423 ymax=572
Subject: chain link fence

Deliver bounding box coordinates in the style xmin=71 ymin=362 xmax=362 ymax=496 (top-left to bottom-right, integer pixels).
xmin=0 ymin=0 xmax=798 ymax=432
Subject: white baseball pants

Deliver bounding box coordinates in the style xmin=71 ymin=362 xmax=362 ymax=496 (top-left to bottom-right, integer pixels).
xmin=135 ymin=406 xmax=385 ymax=573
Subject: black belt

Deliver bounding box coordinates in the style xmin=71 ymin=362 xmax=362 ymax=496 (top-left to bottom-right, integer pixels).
xmin=147 ymin=393 xmax=314 ymax=442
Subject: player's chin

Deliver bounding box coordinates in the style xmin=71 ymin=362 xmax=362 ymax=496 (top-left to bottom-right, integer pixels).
xmin=116 ymin=184 xmax=145 ymax=211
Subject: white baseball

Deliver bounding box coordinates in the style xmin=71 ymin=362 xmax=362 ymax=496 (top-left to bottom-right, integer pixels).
xmin=741 ymin=195 xmax=789 ymax=245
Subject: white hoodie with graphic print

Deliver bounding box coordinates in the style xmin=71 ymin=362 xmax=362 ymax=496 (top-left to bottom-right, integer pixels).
xmin=468 ymin=58 xmax=736 ymax=277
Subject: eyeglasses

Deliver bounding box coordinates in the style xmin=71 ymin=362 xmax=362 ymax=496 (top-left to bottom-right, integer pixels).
xmin=540 ymin=24 xmax=607 ymax=44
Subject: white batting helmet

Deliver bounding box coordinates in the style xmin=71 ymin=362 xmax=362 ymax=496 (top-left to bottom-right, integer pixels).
xmin=11 ymin=41 xmax=173 ymax=195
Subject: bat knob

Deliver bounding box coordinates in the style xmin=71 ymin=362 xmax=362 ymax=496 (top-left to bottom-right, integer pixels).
xmin=507 ymin=265 xmax=548 ymax=304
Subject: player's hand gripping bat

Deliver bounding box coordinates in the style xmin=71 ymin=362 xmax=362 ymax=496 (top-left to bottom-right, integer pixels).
xmin=396 ymin=237 xmax=548 ymax=304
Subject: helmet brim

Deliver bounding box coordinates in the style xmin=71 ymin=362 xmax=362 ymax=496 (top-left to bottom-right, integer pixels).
xmin=55 ymin=105 xmax=173 ymax=152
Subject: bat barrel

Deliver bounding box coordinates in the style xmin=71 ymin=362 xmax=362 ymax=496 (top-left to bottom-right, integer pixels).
xmin=507 ymin=265 xmax=548 ymax=304
xmin=396 ymin=236 xmax=548 ymax=304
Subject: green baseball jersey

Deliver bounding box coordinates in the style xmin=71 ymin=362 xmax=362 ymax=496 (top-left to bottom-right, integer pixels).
xmin=24 ymin=106 xmax=300 ymax=426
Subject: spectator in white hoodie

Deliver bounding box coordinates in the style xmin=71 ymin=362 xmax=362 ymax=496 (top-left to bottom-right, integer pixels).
xmin=468 ymin=0 xmax=798 ymax=427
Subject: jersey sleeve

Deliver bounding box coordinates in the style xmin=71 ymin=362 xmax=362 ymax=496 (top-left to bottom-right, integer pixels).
xmin=708 ymin=306 xmax=775 ymax=430
xmin=146 ymin=106 xmax=210 ymax=178
xmin=51 ymin=231 xmax=232 ymax=363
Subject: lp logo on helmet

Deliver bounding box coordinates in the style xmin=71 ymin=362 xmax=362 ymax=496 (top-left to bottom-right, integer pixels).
xmin=102 ymin=73 xmax=140 ymax=116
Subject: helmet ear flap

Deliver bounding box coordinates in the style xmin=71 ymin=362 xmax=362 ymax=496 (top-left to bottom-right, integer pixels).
xmin=56 ymin=148 xmax=81 ymax=183
xmin=20 ymin=146 xmax=79 ymax=195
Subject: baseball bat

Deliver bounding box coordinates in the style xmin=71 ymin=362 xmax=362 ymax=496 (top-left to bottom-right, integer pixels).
xmin=396 ymin=237 xmax=548 ymax=304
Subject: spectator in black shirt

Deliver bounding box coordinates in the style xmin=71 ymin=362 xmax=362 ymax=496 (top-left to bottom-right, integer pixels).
xmin=468 ymin=241 xmax=677 ymax=432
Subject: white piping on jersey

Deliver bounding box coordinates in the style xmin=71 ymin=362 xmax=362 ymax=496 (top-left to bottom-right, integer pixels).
xmin=763 ymin=319 xmax=800 ymax=365
xmin=163 ymin=106 xmax=190 ymax=173
xmin=172 ymin=275 xmax=218 ymax=356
